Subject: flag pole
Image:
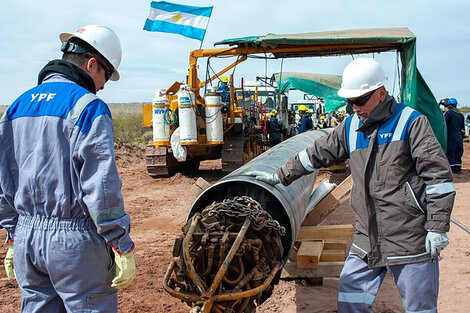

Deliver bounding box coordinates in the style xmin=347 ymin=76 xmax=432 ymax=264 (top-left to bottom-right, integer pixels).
xmin=198 ymin=6 xmax=213 ymax=50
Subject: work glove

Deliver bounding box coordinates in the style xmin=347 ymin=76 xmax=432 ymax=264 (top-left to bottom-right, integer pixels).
xmin=245 ymin=171 xmax=280 ymax=186
xmin=4 ymin=241 xmax=15 ymax=280
xmin=111 ymin=247 xmax=136 ymax=288
xmin=425 ymin=231 xmax=449 ymax=258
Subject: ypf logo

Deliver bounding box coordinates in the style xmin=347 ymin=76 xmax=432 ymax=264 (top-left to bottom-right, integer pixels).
xmin=31 ymin=93 xmax=56 ymax=102
xmin=380 ymin=133 xmax=393 ymax=139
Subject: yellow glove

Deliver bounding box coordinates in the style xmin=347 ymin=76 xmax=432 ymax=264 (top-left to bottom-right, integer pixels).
xmin=111 ymin=247 xmax=136 ymax=288
xmin=4 ymin=241 xmax=15 ymax=280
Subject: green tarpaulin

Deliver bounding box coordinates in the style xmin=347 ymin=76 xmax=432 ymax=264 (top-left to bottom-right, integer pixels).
xmin=215 ymin=28 xmax=446 ymax=149
xmin=273 ymin=72 xmax=346 ymax=112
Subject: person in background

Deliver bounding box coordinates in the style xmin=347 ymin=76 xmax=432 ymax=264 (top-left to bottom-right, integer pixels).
xmin=217 ymin=75 xmax=230 ymax=104
xmin=0 ymin=25 xmax=135 ymax=312
xmin=266 ymin=109 xmax=285 ymax=147
xmin=330 ymin=112 xmax=340 ymax=127
xmin=441 ymin=97 xmax=465 ymax=173
xmin=318 ymin=114 xmax=326 ymax=128
xmin=297 ymin=105 xmax=313 ymax=133
xmin=246 ymin=57 xmax=454 ymax=313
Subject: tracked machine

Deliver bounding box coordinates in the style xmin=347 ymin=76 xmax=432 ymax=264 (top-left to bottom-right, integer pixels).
xmin=142 ymin=54 xmax=293 ymax=177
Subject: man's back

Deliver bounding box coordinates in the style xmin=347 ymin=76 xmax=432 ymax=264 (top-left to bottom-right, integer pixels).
xmin=445 ymin=109 xmax=464 ymax=142
xmin=1 ymin=81 xmax=111 ymax=218
xmin=298 ymin=115 xmax=313 ymax=133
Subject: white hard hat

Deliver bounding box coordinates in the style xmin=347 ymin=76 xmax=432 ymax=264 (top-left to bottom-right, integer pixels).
xmin=337 ymin=58 xmax=387 ymax=99
xmin=60 ymin=25 xmax=122 ymax=81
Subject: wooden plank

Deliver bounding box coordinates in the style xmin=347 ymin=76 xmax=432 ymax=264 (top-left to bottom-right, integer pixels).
xmin=191 ymin=177 xmax=211 ymax=197
xmin=297 ymin=224 xmax=354 ymax=241
xmin=281 ymin=261 xmax=344 ymax=279
xmin=302 ymin=174 xmax=353 ymax=226
xmin=322 ymin=277 xmax=339 ymax=289
xmin=296 ymin=240 xmax=324 ymax=268
xmin=323 ymin=240 xmax=347 ymax=251
xmin=319 ymin=250 xmax=346 ymax=262
xmin=319 ymin=162 xmax=348 ymax=171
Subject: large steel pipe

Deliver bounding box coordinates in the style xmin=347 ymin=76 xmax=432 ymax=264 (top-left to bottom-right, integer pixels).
xmin=187 ymin=129 xmax=332 ymax=257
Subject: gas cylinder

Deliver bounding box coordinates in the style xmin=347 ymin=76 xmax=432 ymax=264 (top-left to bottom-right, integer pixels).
xmin=177 ymin=85 xmax=198 ymax=145
xmin=204 ymin=87 xmax=224 ymax=144
xmin=152 ymin=89 xmax=170 ymax=146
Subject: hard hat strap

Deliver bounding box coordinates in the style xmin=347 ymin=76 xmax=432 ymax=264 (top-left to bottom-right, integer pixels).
xmin=61 ymin=41 xmax=88 ymax=54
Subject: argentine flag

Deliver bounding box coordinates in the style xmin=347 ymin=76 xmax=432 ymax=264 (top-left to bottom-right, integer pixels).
xmin=144 ymin=1 xmax=213 ymax=41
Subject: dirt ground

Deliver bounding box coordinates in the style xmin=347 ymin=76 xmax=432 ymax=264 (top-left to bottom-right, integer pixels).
xmin=1 ymin=143 xmax=470 ymax=312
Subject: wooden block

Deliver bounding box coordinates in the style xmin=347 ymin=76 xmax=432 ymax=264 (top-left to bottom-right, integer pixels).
xmin=297 ymin=224 xmax=354 ymax=241
xmin=319 ymin=163 xmax=348 ymax=171
xmin=323 ymin=240 xmax=347 ymax=251
xmin=319 ymin=250 xmax=346 ymax=262
xmin=322 ymin=277 xmax=339 ymax=289
xmin=191 ymin=177 xmax=211 ymax=197
xmin=302 ymin=174 xmax=353 ymax=226
xmin=281 ymin=261 xmax=344 ymax=279
xmin=296 ymin=240 xmax=324 ymax=268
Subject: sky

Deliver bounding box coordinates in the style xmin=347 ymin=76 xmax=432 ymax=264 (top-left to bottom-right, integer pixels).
xmin=1 ymin=0 xmax=469 ymax=107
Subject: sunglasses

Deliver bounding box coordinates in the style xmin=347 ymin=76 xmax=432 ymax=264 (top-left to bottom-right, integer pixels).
xmin=61 ymin=41 xmax=113 ymax=81
xmin=84 ymin=54 xmax=113 ymax=82
xmin=347 ymin=90 xmax=376 ymax=107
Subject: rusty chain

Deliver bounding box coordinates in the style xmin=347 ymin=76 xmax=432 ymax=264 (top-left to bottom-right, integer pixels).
xmin=202 ymin=196 xmax=286 ymax=236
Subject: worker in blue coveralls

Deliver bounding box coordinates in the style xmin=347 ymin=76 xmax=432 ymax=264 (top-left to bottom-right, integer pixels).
xmin=441 ymin=97 xmax=465 ymax=173
xmin=297 ymin=104 xmax=313 ymax=134
xmin=266 ymin=109 xmax=285 ymax=147
xmin=0 ymin=25 xmax=135 ymax=312
xmin=217 ymin=75 xmax=230 ymax=104
xmin=246 ymin=58 xmax=454 ymax=313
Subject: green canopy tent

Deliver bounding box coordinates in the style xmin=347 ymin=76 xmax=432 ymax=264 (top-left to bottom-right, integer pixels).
xmin=215 ymin=28 xmax=446 ymax=149
xmin=273 ymin=72 xmax=347 ymax=113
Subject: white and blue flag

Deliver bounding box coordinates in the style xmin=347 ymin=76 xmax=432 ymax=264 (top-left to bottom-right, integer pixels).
xmin=143 ymin=1 xmax=213 ymax=41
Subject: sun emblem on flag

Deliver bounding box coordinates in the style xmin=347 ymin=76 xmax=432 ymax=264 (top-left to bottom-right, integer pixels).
xmin=172 ymin=13 xmax=182 ymax=22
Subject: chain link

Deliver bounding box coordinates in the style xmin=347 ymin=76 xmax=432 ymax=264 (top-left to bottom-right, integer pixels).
xmin=202 ymin=196 xmax=286 ymax=236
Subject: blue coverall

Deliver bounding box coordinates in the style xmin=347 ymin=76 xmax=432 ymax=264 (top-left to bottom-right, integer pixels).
xmin=297 ymin=115 xmax=313 ymax=134
xmin=217 ymin=82 xmax=230 ymax=104
xmin=444 ymin=108 xmax=465 ymax=173
xmin=266 ymin=117 xmax=284 ymax=147
xmin=0 ymin=60 xmax=134 ymax=312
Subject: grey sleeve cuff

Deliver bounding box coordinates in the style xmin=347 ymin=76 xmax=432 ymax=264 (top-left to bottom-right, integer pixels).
xmin=425 ymin=216 xmax=450 ymax=232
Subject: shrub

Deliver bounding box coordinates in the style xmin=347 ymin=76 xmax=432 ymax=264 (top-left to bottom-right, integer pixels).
xmin=110 ymin=103 xmax=151 ymax=148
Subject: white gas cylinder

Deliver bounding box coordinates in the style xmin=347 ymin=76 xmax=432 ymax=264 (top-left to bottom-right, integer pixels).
xmin=177 ymin=85 xmax=197 ymax=144
xmin=152 ymin=89 xmax=170 ymax=146
xmin=204 ymin=87 xmax=224 ymax=144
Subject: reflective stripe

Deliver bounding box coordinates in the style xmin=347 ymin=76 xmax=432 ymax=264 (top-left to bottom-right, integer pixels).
xmin=298 ymin=149 xmax=314 ymax=172
xmin=348 ymin=115 xmax=360 ymax=153
xmin=405 ymin=182 xmax=425 ymax=214
xmin=387 ymin=251 xmax=429 ymax=260
xmin=338 ymin=292 xmax=375 ymax=305
xmin=406 ymin=307 xmax=437 ymax=313
xmin=392 ymin=106 xmax=414 ymax=141
xmin=66 ymin=93 xmax=99 ymax=124
xmin=0 ymin=109 xmax=8 ymax=123
xmin=352 ymin=243 xmax=367 ymax=254
xmin=426 ymin=182 xmax=455 ymax=195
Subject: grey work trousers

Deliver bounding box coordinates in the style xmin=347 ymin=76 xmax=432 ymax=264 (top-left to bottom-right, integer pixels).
xmin=14 ymin=215 xmax=117 ymax=313
xmin=338 ymin=254 xmax=439 ymax=313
